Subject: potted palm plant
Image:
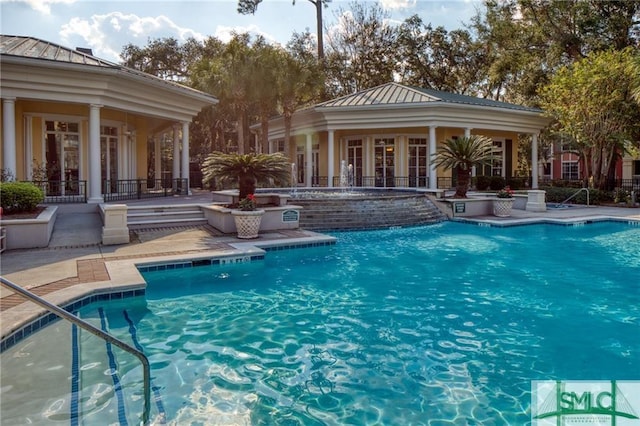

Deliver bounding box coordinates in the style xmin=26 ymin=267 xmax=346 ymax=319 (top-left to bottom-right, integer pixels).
xmin=430 ymin=135 xmax=495 ymax=198
xmin=202 ymin=152 xmax=291 ymax=238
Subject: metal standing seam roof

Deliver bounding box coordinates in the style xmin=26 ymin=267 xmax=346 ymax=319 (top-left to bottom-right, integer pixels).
xmin=0 ymin=34 xmax=217 ymax=102
xmin=0 ymin=34 xmax=117 ymax=68
xmin=317 ymin=82 xmax=542 ymax=113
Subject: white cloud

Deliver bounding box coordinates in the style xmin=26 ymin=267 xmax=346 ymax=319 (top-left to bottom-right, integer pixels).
xmin=379 ymin=0 xmax=416 ymax=11
xmin=59 ymin=12 xmax=205 ymax=62
xmin=4 ymin=0 xmax=76 ymax=15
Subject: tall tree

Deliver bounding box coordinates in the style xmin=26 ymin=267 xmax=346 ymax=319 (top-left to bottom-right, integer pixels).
xmin=191 ymin=33 xmax=258 ymax=154
xmin=275 ymin=47 xmax=323 ymax=162
xmin=121 ymin=36 xmax=224 ymax=82
xmin=539 ymin=48 xmax=640 ymax=189
xmin=237 ymin=0 xmax=329 ymax=61
xmin=324 ymin=2 xmax=398 ymax=97
xmin=397 ymin=15 xmax=488 ymax=95
xmin=252 ymin=39 xmax=281 ymax=154
xmin=471 ymin=0 xmax=640 ymax=104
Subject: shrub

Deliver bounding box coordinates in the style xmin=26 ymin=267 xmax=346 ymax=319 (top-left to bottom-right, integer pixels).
xmin=0 ymin=182 xmax=44 ymax=214
xmin=540 ymin=186 xmax=612 ymax=205
xmin=613 ymin=188 xmax=631 ymax=204
xmin=489 ymin=176 xmax=506 ymax=190
xmin=506 ymin=177 xmax=526 ymax=190
xmin=475 ymin=175 xmax=491 ymax=191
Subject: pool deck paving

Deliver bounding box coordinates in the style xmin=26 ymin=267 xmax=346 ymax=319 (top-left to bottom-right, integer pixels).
xmin=1 ymin=190 xmax=639 ymax=341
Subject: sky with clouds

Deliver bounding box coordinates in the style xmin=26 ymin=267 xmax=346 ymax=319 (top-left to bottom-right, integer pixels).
xmin=1 ymin=0 xmax=482 ymax=63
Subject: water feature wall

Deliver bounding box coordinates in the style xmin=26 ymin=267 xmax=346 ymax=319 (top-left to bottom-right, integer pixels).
xmin=281 ymin=189 xmax=447 ymax=230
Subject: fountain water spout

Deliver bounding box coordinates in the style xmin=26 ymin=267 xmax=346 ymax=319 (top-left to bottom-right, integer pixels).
xmin=340 ymin=160 xmax=348 ymax=192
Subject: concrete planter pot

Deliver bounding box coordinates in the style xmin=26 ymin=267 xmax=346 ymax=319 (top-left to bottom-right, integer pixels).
xmin=202 ymin=204 xmax=302 ymax=234
xmin=493 ymin=198 xmax=514 ymax=217
xmin=0 ymin=206 xmax=58 ymax=249
xmin=231 ymin=209 xmax=265 ymax=239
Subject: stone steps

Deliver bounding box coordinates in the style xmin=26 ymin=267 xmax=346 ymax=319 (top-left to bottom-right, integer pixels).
xmin=127 ymin=204 xmax=207 ymax=228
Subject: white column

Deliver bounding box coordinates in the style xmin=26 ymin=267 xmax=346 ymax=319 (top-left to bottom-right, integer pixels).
xmin=25 ymin=116 xmax=33 ymax=179
xmin=172 ymin=124 xmax=180 ymax=181
xmin=88 ymin=104 xmax=103 ymax=203
xmin=531 ymin=133 xmax=539 ymax=189
xmin=2 ymin=97 xmax=17 ymax=179
xmin=428 ymin=126 xmax=437 ymax=189
xmin=181 ymin=121 xmax=190 ymax=194
xmin=305 ymin=133 xmax=313 ymax=187
xmin=365 ymin=136 xmax=373 ymax=179
xmin=327 ymin=130 xmax=335 ymax=187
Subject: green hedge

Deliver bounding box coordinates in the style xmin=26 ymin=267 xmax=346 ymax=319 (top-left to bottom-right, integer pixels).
xmin=475 ymin=176 xmax=491 ymax=191
xmin=506 ymin=177 xmax=526 ymax=190
xmin=489 ymin=176 xmax=506 ymax=190
xmin=0 ymin=182 xmax=45 ymax=214
xmin=541 ymin=186 xmax=613 ymax=205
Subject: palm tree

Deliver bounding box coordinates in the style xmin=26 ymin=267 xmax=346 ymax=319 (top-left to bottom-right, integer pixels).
xmin=202 ymin=152 xmax=291 ymax=199
xmin=431 ymin=135 xmax=494 ymax=198
xmin=276 ymin=48 xmax=323 ymax=161
xmin=191 ymin=34 xmax=256 ymax=154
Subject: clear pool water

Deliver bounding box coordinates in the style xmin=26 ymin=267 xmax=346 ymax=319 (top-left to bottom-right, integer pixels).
xmin=2 ymin=221 xmax=639 ymax=425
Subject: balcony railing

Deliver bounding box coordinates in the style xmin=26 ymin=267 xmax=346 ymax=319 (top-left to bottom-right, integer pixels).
xmin=103 ymin=178 xmax=188 ymax=202
xmin=29 ymin=180 xmax=88 ymax=203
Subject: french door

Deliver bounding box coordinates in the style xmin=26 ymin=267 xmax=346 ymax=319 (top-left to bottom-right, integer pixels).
xmin=374 ymin=138 xmax=394 ymax=187
xmin=44 ymin=120 xmax=80 ymax=196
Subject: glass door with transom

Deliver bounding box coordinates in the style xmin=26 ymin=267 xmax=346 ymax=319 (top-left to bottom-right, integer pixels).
xmin=101 ymin=126 xmax=118 ymax=193
xmin=44 ymin=120 xmax=80 ymax=196
xmin=347 ymin=140 xmax=363 ymax=186
xmin=408 ymin=138 xmax=428 ymax=187
xmin=374 ymin=138 xmax=395 ymax=187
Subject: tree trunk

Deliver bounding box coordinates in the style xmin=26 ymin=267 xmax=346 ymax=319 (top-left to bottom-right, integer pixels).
xmin=236 ymin=112 xmax=245 ymax=155
xmin=284 ymin=113 xmax=294 ymax=162
xmin=455 ymin=166 xmax=470 ymax=198
xmin=314 ymin=0 xmax=324 ymax=61
xmin=260 ymin=113 xmax=269 ymax=154
xmin=238 ymin=173 xmax=256 ymax=200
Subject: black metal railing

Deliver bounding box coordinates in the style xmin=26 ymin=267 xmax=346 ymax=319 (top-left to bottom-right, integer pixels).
xmin=29 ymin=180 xmax=88 ymax=203
xmin=103 ymin=178 xmax=188 ymax=202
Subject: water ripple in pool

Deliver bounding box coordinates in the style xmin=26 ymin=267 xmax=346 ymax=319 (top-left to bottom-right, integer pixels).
xmin=2 ymin=221 xmax=638 ymax=425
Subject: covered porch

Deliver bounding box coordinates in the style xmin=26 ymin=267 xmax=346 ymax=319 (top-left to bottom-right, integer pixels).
xmin=257 ymin=83 xmax=551 ymax=191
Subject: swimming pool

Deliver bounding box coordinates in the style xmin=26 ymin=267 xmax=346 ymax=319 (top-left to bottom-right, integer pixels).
xmin=1 ymin=221 xmax=639 ymax=424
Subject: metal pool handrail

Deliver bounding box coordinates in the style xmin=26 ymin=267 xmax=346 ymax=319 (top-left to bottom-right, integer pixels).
xmin=560 ymin=187 xmax=590 ymax=206
xmin=0 ymin=277 xmax=151 ymax=425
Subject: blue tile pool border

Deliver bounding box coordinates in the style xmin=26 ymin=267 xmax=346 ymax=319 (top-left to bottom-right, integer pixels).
xmin=453 ymin=217 xmax=640 ymax=228
xmin=1 ymin=239 xmax=338 ymax=352
xmin=0 ymin=288 xmax=145 ymax=353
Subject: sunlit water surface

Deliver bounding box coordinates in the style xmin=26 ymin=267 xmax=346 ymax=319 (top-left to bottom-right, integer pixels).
xmin=2 ymin=221 xmax=639 ymax=425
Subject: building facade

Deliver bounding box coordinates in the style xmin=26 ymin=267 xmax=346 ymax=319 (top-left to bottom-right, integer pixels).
xmin=258 ymin=83 xmax=551 ymax=190
xmin=0 ymin=35 xmax=217 ymax=203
